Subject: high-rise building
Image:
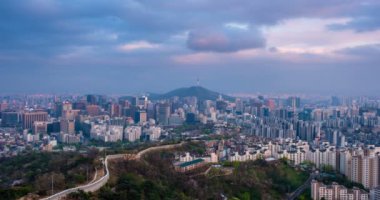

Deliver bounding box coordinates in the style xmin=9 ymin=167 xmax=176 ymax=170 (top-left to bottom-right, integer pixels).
xmin=90 ymin=124 xmax=123 ymax=142
xmin=313 ymin=109 xmax=324 ymax=121
xmin=47 ymin=121 xmax=61 ymax=133
xmin=235 ymin=98 xmax=243 ymax=114
xmin=287 ymin=96 xmax=301 ymax=108
xmin=1 ymin=111 xmax=19 ymax=127
xmin=135 ymin=110 xmax=147 ymax=124
xmin=311 ymin=180 xmax=369 ymax=200
xmin=351 ymin=155 xmax=363 ymax=184
xmin=54 ymin=102 xmax=63 ymax=118
xmin=86 ymin=105 xmax=100 ymax=116
xmin=62 ymin=101 xmax=72 ymax=112
xmin=370 ymin=187 xmax=380 ymax=200
xmin=124 ymin=126 xmax=142 ymax=142
xmin=62 ymin=109 xmax=79 ymax=121
xmin=135 ymin=96 xmax=148 ymax=109
xmin=86 ymin=95 xmax=97 ymax=105
xmin=73 ymin=101 xmax=87 ymax=110
xmin=156 ymin=103 xmax=170 ymax=126
xmin=109 ymin=103 xmax=121 ymax=117
xmin=331 ymin=96 xmax=341 ymax=106
xmin=60 ymin=119 xmax=75 ymax=134
xmin=144 ymin=126 xmax=161 ymax=141
xmin=362 ymin=156 xmax=379 ymax=189
xmin=147 ymin=102 xmax=155 ymax=119
xmin=33 ymin=121 xmax=48 ymax=134
xmin=0 ymin=102 xmax=8 ymax=112
xmin=169 ymin=113 xmax=184 ymax=126
xmin=22 ymin=111 xmax=48 ymax=130
xmin=340 ymin=135 xmax=346 ymax=147
xmin=265 ymin=99 xmax=276 ymax=110
xmin=122 ymin=106 xmax=136 ymax=118
xmin=339 ymin=150 xmax=352 ymax=176
xmin=186 ymin=112 xmax=197 ymax=124
xmin=216 ymin=100 xmax=228 ymax=112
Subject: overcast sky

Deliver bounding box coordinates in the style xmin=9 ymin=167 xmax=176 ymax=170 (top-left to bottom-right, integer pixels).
xmin=0 ymin=0 xmax=380 ymax=95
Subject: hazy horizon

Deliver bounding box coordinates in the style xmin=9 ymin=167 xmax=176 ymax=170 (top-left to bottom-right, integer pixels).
xmin=0 ymin=85 xmax=375 ymax=98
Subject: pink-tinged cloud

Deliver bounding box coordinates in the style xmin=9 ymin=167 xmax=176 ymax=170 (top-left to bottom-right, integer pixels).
xmin=187 ymin=27 xmax=265 ymax=52
xmin=172 ymin=46 xmax=358 ymax=67
xmin=263 ymin=18 xmax=380 ymax=59
xmin=119 ymin=41 xmax=160 ymax=52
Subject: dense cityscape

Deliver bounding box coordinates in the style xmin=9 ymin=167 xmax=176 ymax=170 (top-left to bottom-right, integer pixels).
xmin=2 ymin=0 xmax=380 ymax=200
xmin=0 ymin=86 xmax=379 ymax=199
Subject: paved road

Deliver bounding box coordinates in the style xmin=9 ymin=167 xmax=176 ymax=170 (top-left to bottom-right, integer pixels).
xmin=41 ymin=142 xmax=184 ymax=200
xmin=135 ymin=142 xmax=185 ymax=160
xmin=287 ymin=172 xmax=316 ymax=200
xmin=41 ymin=154 xmax=125 ymax=200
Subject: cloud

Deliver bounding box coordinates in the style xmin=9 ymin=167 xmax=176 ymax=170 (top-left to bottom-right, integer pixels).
xmin=0 ymin=0 xmax=380 ymax=95
xmin=0 ymin=1 xmax=360 ymax=48
xmin=119 ymin=41 xmax=160 ymax=52
xmin=328 ymin=17 xmax=380 ymax=32
xmin=336 ymin=43 xmax=380 ymax=57
xmin=0 ymin=0 xmax=366 ymax=57
xmin=327 ymin=2 xmax=380 ymax=32
xmin=187 ymin=26 xmax=265 ymax=52
xmin=264 ymin=17 xmax=380 ymax=57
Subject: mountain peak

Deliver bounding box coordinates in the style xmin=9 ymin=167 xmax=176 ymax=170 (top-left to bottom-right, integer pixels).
xmin=150 ymin=86 xmax=235 ymax=101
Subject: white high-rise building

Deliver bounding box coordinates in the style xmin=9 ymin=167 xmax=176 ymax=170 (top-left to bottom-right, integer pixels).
xmin=311 ymin=180 xmax=369 ymax=200
xmin=362 ymin=156 xmax=379 ymax=189
xmin=90 ymin=124 xmax=123 ymax=142
xmin=144 ymin=126 xmax=161 ymax=141
xmin=339 ymin=149 xmax=352 ymax=177
xmin=124 ymin=126 xmax=142 ymax=142
xmin=327 ymin=147 xmax=337 ymax=169
xmin=351 ymin=155 xmax=363 ymax=184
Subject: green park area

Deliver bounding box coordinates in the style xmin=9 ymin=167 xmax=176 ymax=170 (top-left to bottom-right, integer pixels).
xmin=69 ymin=143 xmax=309 ymax=200
xmin=0 ymin=150 xmax=101 ymax=199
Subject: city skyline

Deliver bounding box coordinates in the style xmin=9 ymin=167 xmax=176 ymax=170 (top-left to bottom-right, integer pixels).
xmin=1 ymin=1 xmax=380 ymax=95
xmin=2 ymin=2 xmax=380 ymax=199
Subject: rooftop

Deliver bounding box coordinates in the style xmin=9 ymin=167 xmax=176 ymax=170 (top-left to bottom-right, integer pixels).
xmin=178 ymin=158 xmax=204 ymax=168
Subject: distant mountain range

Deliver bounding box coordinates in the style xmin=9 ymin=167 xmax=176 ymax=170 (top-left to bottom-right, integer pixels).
xmin=149 ymin=86 xmax=235 ymax=101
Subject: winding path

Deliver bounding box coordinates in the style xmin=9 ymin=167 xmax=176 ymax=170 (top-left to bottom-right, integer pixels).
xmin=41 ymin=142 xmax=184 ymax=200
